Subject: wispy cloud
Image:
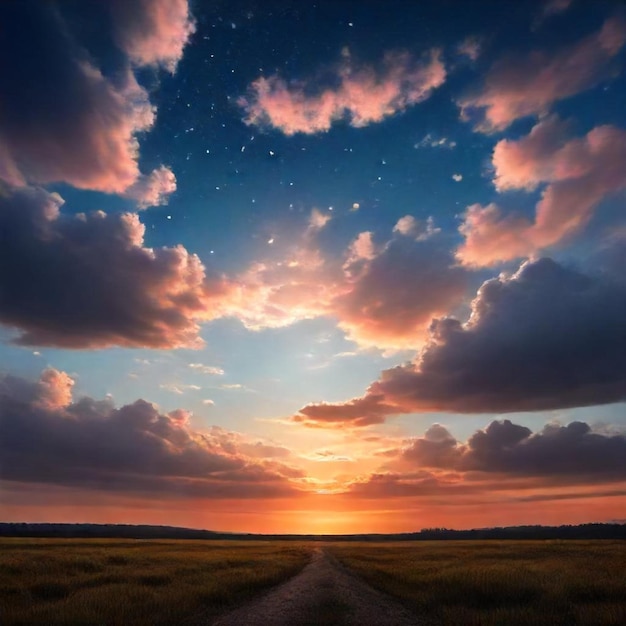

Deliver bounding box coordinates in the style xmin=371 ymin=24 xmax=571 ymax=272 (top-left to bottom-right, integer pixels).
xmin=160 ymin=383 xmax=202 ymax=394
xmin=457 ymin=36 xmax=482 ymax=61
xmin=189 ymin=363 xmax=225 ymax=375
xmin=458 ymin=15 xmax=626 ymax=132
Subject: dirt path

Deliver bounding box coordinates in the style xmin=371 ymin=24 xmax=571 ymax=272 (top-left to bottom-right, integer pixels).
xmin=205 ymin=548 xmax=423 ymax=626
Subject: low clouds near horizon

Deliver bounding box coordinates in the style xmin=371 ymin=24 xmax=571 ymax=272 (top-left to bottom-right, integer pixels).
xmin=0 ymin=368 xmax=301 ymax=500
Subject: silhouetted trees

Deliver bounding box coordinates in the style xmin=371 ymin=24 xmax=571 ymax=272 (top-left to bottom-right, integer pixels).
xmin=1 ymin=522 xmax=625 ymax=541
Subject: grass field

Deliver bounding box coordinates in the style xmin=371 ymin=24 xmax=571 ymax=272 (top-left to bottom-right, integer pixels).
xmin=4 ymin=538 xmax=625 ymax=625
xmin=0 ymin=538 xmax=312 ymax=625
xmin=328 ymin=540 xmax=626 ymax=625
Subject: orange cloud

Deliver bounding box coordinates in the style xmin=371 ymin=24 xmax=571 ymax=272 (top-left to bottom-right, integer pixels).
xmin=239 ymin=49 xmax=446 ymax=134
xmin=458 ymin=15 xmax=626 ymax=132
xmin=458 ymin=118 xmax=626 ymax=266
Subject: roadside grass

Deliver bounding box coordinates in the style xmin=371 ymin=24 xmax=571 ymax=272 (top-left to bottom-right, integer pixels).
xmin=0 ymin=538 xmax=312 ymax=625
xmin=327 ymin=540 xmax=626 ymax=625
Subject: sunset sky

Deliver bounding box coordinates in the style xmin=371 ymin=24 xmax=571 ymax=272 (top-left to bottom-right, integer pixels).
xmin=1 ymin=0 xmax=625 ymax=534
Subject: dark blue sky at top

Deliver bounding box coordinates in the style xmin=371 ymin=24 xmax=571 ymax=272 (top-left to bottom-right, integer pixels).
xmin=53 ymin=0 xmax=626 ymax=274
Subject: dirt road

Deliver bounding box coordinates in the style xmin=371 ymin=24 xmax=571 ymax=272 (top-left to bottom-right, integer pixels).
xmin=206 ymin=548 xmax=423 ymax=626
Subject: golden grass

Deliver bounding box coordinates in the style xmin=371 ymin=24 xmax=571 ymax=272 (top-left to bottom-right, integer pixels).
xmin=327 ymin=540 xmax=626 ymax=625
xmin=0 ymin=538 xmax=312 ymax=625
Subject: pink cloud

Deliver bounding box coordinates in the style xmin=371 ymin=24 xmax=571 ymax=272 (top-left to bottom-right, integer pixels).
xmin=214 ymin=212 xmax=469 ymax=351
xmin=35 ymin=368 xmax=75 ymax=410
xmin=458 ymin=118 xmax=626 ymax=266
xmin=334 ymin=233 xmax=469 ymax=350
xmin=0 ymin=62 xmax=154 ymax=195
xmin=126 ymin=165 xmax=177 ymax=209
xmin=0 ymin=3 xmax=189 ymax=206
xmin=109 ymin=0 xmax=195 ymax=72
xmin=239 ymin=49 xmax=446 ymax=135
xmin=458 ymin=15 xmax=626 ymax=132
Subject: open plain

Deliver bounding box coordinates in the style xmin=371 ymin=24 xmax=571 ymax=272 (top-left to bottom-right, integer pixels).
xmin=2 ymin=539 xmax=626 ymax=625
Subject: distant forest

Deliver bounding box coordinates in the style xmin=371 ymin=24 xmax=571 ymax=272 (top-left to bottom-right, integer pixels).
xmin=1 ymin=522 xmax=625 ymax=541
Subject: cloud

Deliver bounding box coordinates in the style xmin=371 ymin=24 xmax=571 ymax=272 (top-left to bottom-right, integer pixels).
xmin=125 ymin=166 xmax=177 ymax=209
xmin=218 ymin=213 xmax=470 ymax=351
xmin=188 ymin=363 xmax=225 ymax=376
xmin=534 ymin=0 xmax=574 ymax=28
xmin=458 ymin=117 xmax=626 ymax=266
xmin=452 ymin=173 xmax=463 ymax=182
xmin=307 ymin=208 xmax=333 ymax=232
xmin=159 ymin=383 xmax=202 ymax=394
xmin=0 ymin=369 xmax=300 ymax=499
xmin=333 ymin=231 xmax=470 ymax=350
xmin=0 ymin=186 xmax=231 ymax=349
xmin=346 ymin=418 xmax=626 ymax=500
xmin=457 ymin=36 xmax=482 ymax=62
xmin=458 ymin=15 xmax=626 ymax=132
xmin=0 ymin=2 xmax=189 ymax=204
xmin=291 ymin=257 xmax=626 ymax=425
xmin=239 ymin=48 xmax=446 ymax=134
xmin=393 ymin=216 xmax=441 ymax=240
xmin=108 ymin=0 xmax=195 ymax=72
xmin=293 ymin=395 xmax=396 ymax=428
xmin=401 ymin=419 xmax=626 ymax=478
xmin=413 ymin=134 xmax=456 ymax=149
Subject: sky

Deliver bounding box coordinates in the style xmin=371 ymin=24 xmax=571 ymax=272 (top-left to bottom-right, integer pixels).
xmin=1 ymin=0 xmax=625 ymax=534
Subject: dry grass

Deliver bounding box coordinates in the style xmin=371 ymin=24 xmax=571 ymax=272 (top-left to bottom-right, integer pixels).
xmin=327 ymin=540 xmax=626 ymax=625
xmin=0 ymin=538 xmax=312 ymax=625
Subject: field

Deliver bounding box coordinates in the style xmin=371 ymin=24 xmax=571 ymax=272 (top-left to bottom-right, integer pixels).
xmin=3 ymin=538 xmax=626 ymax=625
xmin=0 ymin=538 xmax=312 ymax=625
xmin=327 ymin=540 xmax=626 ymax=625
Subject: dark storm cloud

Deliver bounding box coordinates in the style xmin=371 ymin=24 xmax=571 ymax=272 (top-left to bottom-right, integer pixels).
xmin=0 ymin=369 xmax=300 ymax=499
xmin=0 ymin=186 xmax=231 ymax=349
xmin=0 ymin=1 xmax=192 ymax=203
xmin=292 ymin=257 xmax=626 ymax=425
